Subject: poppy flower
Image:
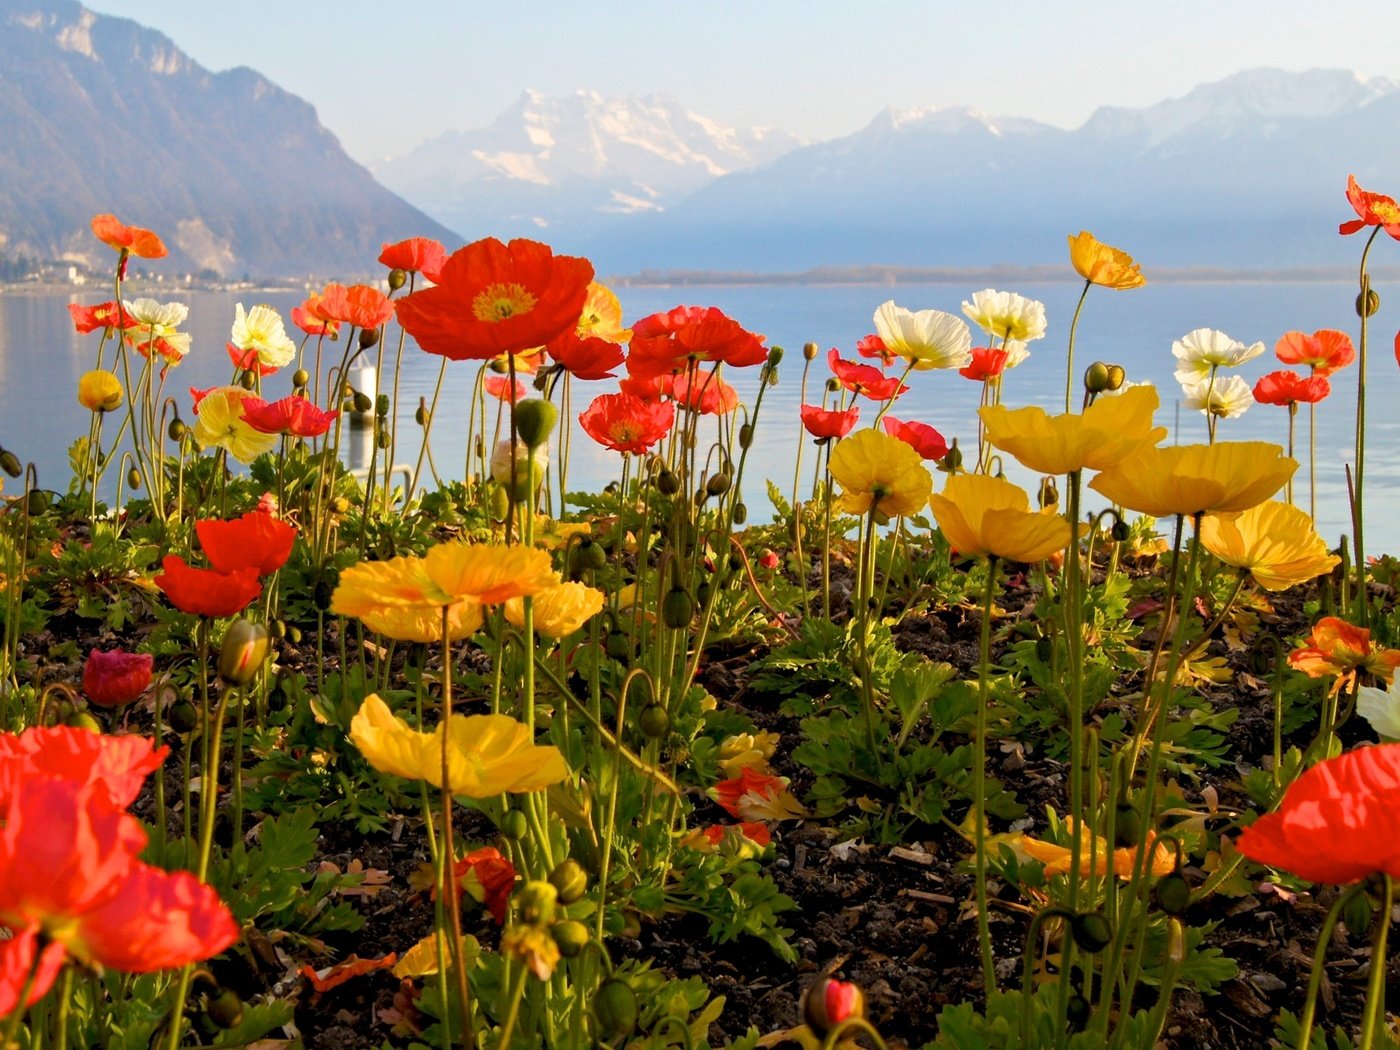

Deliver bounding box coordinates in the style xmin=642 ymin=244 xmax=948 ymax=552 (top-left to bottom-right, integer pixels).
xmin=717 ymin=731 xmax=780 ymax=778
xmin=239 ymin=395 xmax=337 ymax=438
xmin=228 ymin=304 xmax=296 ymax=373
xmin=980 ymin=384 xmax=1165 ymax=476
xmin=422 ymin=541 xmax=558 ymax=605
xmin=1172 ymin=328 xmax=1265 ymax=384
xmin=1358 ymin=678 xmax=1400 ymax=741
xmin=1067 ymin=231 xmax=1146 ymax=290
xmin=193 ymin=387 xmax=278 ymax=463
xmin=396 ymin=237 xmax=593 ymax=360
xmin=195 ymin=511 xmax=296 ymax=576
xmin=881 ymin=416 xmax=948 ymax=461
xmin=1197 ymin=501 xmax=1339 ymax=592
xmin=929 ymin=474 xmax=1071 ymax=563
xmin=503 ymin=581 xmax=606 ymax=639
xmin=124 ymin=299 xmax=191 ymax=363
xmin=962 ymin=289 xmax=1047 ymax=343
xmin=1235 ymin=743 xmax=1400 ymax=883
xmin=680 ymin=822 xmax=772 ymax=853
xmin=1339 ymin=174 xmax=1400 ymax=239
xmin=1289 ymin=617 xmax=1400 ymax=698
xmin=330 ymin=555 xmax=484 ymax=643
xmin=667 ymin=370 xmax=740 ymax=415
xmin=579 ymin=392 xmax=675 ymax=454
xmin=83 ymin=649 xmax=153 ymax=708
xmin=290 ymin=293 xmax=340 ymax=338
xmin=548 ymin=333 xmax=625 ymax=380
xmin=483 ymin=375 xmax=529 ymax=403
xmin=1180 ymin=374 xmax=1254 ymax=419
xmin=1088 ymin=442 xmax=1296 ymax=519
xmin=855 ymin=333 xmax=896 ymax=366
xmin=959 ymin=347 xmax=1010 ymax=382
xmin=90 ymin=214 xmax=167 ymax=259
xmin=626 ymin=305 xmax=767 ymax=378
xmin=349 ymin=693 xmax=569 ymax=796
xmin=827 ymin=348 xmax=907 ymax=400
xmin=77 ymin=370 xmax=123 ymax=413
xmin=0 ymin=725 xmax=166 ymax=810
xmin=872 ymin=301 xmax=972 ymax=371
xmin=1275 ymin=329 xmax=1355 ymax=377
xmin=379 ymin=237 xmax=448 ymax=279
xmin=452 ymin=847 xmax=516 ymax=923
xmin=68 ymin=301 xmax=128 ymax=335
xmin=154 ymin=555 xmax=261 ymax=618
xmin=501 ymin=923 xmax=560 ymax=981
xmin=828 ymin=428 xmax=933 ymax=518
xmin=1252 ymin=370 xmax=1330 ymax=407
xmin=800 ymin=404 xmax=859 ymax=440
xmin=1016 ymin=824 xmax=1175 ymax=880
xmin=318 ymin=283 xmax=396 ymax=331
xmin=709 ymin=768 xmax=807 ymax=821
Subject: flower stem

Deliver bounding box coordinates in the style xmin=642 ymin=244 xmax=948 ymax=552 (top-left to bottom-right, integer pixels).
xmin=1353 ymin=228 xmax=1381 ymax=627
xmin=1064 ymin=280 xmax=1092 ymax=413
xmin=974 ymin=555 xmax=1000 ymax=995
xmin=1297 ymin=883 xmax=1364 ymax=1050
xmin=1360 ymin=875 xmax=1393 ymax=1050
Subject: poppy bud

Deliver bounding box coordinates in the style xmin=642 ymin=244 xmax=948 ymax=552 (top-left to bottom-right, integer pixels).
xmin=1039 ymin=477 xmax=1058 ymax=508
xmin=352 ymin=391 xmax=373 ymax=414
xmin=219 ymin=619 xmax=270 ymax=686
xmin=387 ymin=267 xmax=407 ymax=291
xmin=126 ymin=467 xmax=142 ymax=490
xmin=169 ymin=699 xmax=200 ymax=734
xmin=358 ymin=326 xmax=379 ymax=350
xmin=376 ymin=426 xmax=389 ymax=449
xmin=662 ymin=587 xmax=695 ymax=629
xmin=706 ymin=472 xmax=732 ymax=497
xmin=516 ymin=880 xmax=558 ymax=926
xmin=638 ymin=703 xmax=671 ymax=739
xmin=802 ymin=342 xmax=819 ymax=361
xmin=292 ymin=368 xmax=310 ymax=389
xmin=168 ymin=418 xmax=187 ymax=442
xmin=0 ymin=448 xmax=22 ymax=478
xmin=732 ymin=502 xmax=748 ymax=525
xmin=376 ymin=394 xmax=390 ymax=418
xmin=1084 ymin=361 xmax=1112 ymax=394
xmin=83 ymin=649 xmax=154 ymax=708
xmin=239 ymin=370 xmax=257 ymax=390
xmin=1035 ymin=636 xmax=1054 ymax=663
xmin=26 ymin=490 xmax=49 ymax=516
xmin=938 ymin=440 xmax=963 ymax=473
xmin=825 ymin=377 xmax=840 ymax=393
xmin=552 ymin=919 xmax=590 ymax=958
xmin=66 ymin=711 xmax=101 ymax=732
xmin=499 ymin=809 xmax=529 ymax=840
xmin=415 ymin=398 xmax=429 ymax=426
xmin=313 ymin=579 xmax=335 ymax=611
xmin=802 ymin=977 xmax=865 ymax=1037
xmin=514 ymin=398 xmax=559 ymax=450
xmin=1154 ymin=873 xmax=1191 ymax=916
xmin=1166 ymin=918 xmax=1186 ymax=965
xmin=286 ymin=625 xmax=303 ymax=644
xmin=1066 ymin=993 xmax=1091 ymax=1031
xmin=605 ymin=631 xmax=631 ymax=660
xmin=548 ymin=859 xmax=588 ymax=904
xmin=1069 ymin=912 xmax=1112 ymax=953
xmin=206 ymin=988 xmax=244 ymax=1029
xmin=577 ymin=538 xmax=607 ymax=571
xmin=594 ymin=980 xmax=638 ymax=1041
xmin=767 ymin=346 xmax=784 ymax=367
xmin=1114 ymin=802 xmax=1141 ymax=847
xmin=739 ymin=423 xmax=754 ymax=449
xmin=1357 ymin=288 xmax=1381 ymax=317
xmin=656 ymin=469 xmax=680 ymax=495
xmin=1111 ymin=520 xmax=1132 ymax=543
xmin=1105 ymin=364 xmax=1126 ymax=390
xmin=696 ymin=580 xmax=712 ymax=606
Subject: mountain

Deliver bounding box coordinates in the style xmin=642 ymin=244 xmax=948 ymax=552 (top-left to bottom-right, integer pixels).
xmin=371 ymin=90 xmax=803 ymax=251
xmin=578 ymin=68 xmax=1400 ymax=274
xmin=0 ymin=0 xmax=455 ymax=277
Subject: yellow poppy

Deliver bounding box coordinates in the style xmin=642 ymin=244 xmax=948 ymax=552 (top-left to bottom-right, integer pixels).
xmin=575 ymin=282 xmax=632 ymax=343
xmin=350 ymin=694 xmax=568 ymax=796
xmin=1198 ymin=501 xmax=1340 ymax=591
xmin=828 ymin=428 xmax=933 ymax=517
xmin=330 ymin=556 xmax=483 ymax=642
xmin=422 ymin=542 xmax=558 ymax=604
xmin=77 ymin=369 xmax=123 ymax=412
xmin=979 ymin=385 xmax=1165 ymax=476
xmin=717 ymin=731 xmax=781 ymax=778
xmin=928 ymin=475 xmax=1071 ymax=563
xmin=1016 ymin=826 xmax=1175 ymax=880
xmin=1088 ymin=442 xmax=1296 ymax=519
xmin=1067 ymin=231 xmax=1146 ymax=290
xmin=503 ymin=581 xmax=605 ymax=639
xmin=193 ymin=386 xmax=277 ymax=464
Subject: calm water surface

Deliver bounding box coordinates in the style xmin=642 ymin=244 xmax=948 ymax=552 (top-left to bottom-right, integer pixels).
xmin=2 ymin=280 xmax=1397 ymax=551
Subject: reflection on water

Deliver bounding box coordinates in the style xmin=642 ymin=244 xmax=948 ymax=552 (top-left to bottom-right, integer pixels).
xmin=1 ymin=281 xmax=1396 ymax=551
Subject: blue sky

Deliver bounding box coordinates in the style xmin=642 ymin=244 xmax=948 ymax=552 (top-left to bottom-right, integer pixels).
xmin=88 ymin=1 xmax=1400 ymax=164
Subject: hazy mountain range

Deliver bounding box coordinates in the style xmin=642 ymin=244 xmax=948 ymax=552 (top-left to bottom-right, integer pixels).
xmin=2 ymin=0 xmax=1396 ymax=279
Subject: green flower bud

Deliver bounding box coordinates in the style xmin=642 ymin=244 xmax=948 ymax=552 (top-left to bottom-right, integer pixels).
xmin=1105 ymin=364 xmax=1126 ymax=390
xmin=548 ymin=859 xmax=588 ymax=904
xmin=638 ymin=703 xmax=671 ymax=739
xmin=1069 ymin=912 xmax=1112 ymax=953
xmin=656 ymin=469 xmax=680 ymax=495
xmin=1084 ymin=362 xmax=1112 ymax=394
xmin=239 ymin=370 xmax=257 ymax=390
xmin=415 ymin=397 xmax=429 ymax=426
xmin=352 ymin=391 xmax=373 ymax=414
xmin=292 ymin=368 xmax=310 ymax=389
xmin=516 ymin=880 xmax=558 ymax=926
xmin=732 ymin=502 xmax=748 ymax=525
xmin=206 ymin=988 xmax=244 ymax=1029
xmin=126 ymin=467 xmax=142 ymax=490
xmin=358 ymin=327 xmax=380 ymax=350
xmin=219 ymin=619 xmax=270 ymax=686
xmin=26 ymin=490 xmax=48 ymax=516
xmin=1358 ymin=288 xmax=1381 ymax=317
xmin=705 ymin=472 xmax=731 ymax=497
xmin=594 ymin=980 xmax=638 ymax=1041
xmin=168 ymin=418 xmax=187 ymax=442
xmin=387 ymin=267 xmax=407 ymax=292
xmin=168 ymin=699 xmax=200 ymax=734
xmin=0 ymin=449 xmax=21 ymax=478
xmin=802 ymin=342 xmax=819 ymax=361
xmin=514 ymin=398 xmax=559 ymax=450
xmin=499 ymin=809 xmax=529 ymax=840
xmin=552 ymin=919 xmax=590 ymax=958
xmin=662 ymin=587 xmax=695 ymax=629
xmin=1153 ymin=873 xmax=1191 ymax=916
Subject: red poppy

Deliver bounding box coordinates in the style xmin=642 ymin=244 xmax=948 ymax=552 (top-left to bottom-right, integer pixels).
xmin=0 ymin=929 xmax=66 ymax=1018
xmin=196 ymin=511 xmax=296 ymax=576
xmin=882 ymin=416 xmax=949 ymax=460
xmin=129 ymin=334 xmax=186 ymax=365
xmin=856 ymin=333 xmax=896 ymax=366
xmin=90 ymin=214 xmax=167 ymax=259
xmin=1339 ymin=175 xmax=1400 ymax=240
xmin=291 ymin=293 xmax=340 ymax=338
xmin=627 ymin=305 xmax=767 ymax=379
xmin=827 ymin=348 xmax=907 ymax=401
xmin=667 ymin=371 xmax=740 ymax=415
xmin=301 ymin=953 xmax=398 ymax=996
xmin=83 ymin=650 xmax=153 ymax=708
xmin=548 ymin=332 xmax=625 ymax=380
xmin=452 ymin=846 xmax=516 ymax=923
xmin=709 ymin=768 xmax=806 ymax=820
xmin=225 ymin=342 xmax=280 ymax=377
xmin=959 ymin=347 xmax=1010 ymax=382
xmin=68 ymin=301 xmax=128 ymax=335
xmin=579 ymin=392 xmax=675 ymax=454
xmin=240 ymin=396 xmax=338 ymax=438
xmin=0 ymin=726 xmax=166 ymax=811
xmin=154 ymin=556 xmax=261 ymax=617
xmin=1235 ymin=743 xmax=1400 ymax=884
xmin=618 ymin=374 xmax=664 ymax=402
xmin=1274 ymin=329 xmax=1355 ymax=376
xmin=396 ymin=237 xmax=593 ymax=361
xmin=1252 ymin=369 xmax=1330 ymax=407
xmin=685 ymin=822 xmax=772 ymax=851
xmin=379 ymin=237 xmax=448 ymax=280
xmin=319 ymin=283 xmax=396 ymax=331
xmin=484 ymin=375 xmax=530 ymax=403
xmin=800 ymin=404 xmax=859 ymax=440
xmin=189 ymin=386 xmax=214 ymax=412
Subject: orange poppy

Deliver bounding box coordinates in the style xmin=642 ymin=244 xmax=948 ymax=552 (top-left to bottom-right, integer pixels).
xmin=319 ymin=283 xmax=395 ymax=331
xmin=827 ymin=348 xmax=907 ymax=400
xmin=1235 ymin=743 xmax=1400 ymax=883
xmin=626 ymin=305 xmax=767 ymax=379
xmin=959 ymin=346 xmax=1010 ymax=382
xmin=1339 ymin=174 xmax=1400 ymax=239
xmin=1252 ymin=370 xmax=1330 ymax=407
xmin=451 ymin=847 xmax=516 ymax=923
xmin=1274 ymin=329 xmax=1355 ymax=377
xmin=855 ymin=333 xmax=896 ymax=366
xmin=882 ymin=416 xmax=948 ymax=460
xmin=291 ymin=293 xmax=340 ymax=338
xmin=667 ymin=370 xmax=740 ymax=415
xmin=547 ymin=332 xmax=625 ymax=380
xmin=579 ymin=392 xmax=675 ymax=454
xmin=154 ymin=556 xmax=261 ymax=617
xmin=68 ymin=301 xmax=128 ymax=335
xmin=396 ymin=237 xmax=593 ymax=360
xmin=0 ymin=725 xmax=166 ymax=810
xmin=195 ymin=511 xmax=296 ymax=576
xmin=483 ymin=375 xmax=529 ymax=403
xmin=90 ymin=214 xmax=167 ymax=259
xmin=800 ymin=404 xmax=859 ymax=440
xmin=378 ymin=237 xmax=447 ymax=279
xmin=240 ymin=395 xmax=337 ymax=438
xmin=1289 ymin=616 xmax=1400 ymax=697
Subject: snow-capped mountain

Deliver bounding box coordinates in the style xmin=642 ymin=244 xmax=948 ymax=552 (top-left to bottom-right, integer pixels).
xmin=371 ymin=90 xmax=803 ymax=249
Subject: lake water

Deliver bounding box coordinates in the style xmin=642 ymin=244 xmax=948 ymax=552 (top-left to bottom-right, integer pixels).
xmin=2 ymin=279 xmax=1398 ymax=553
